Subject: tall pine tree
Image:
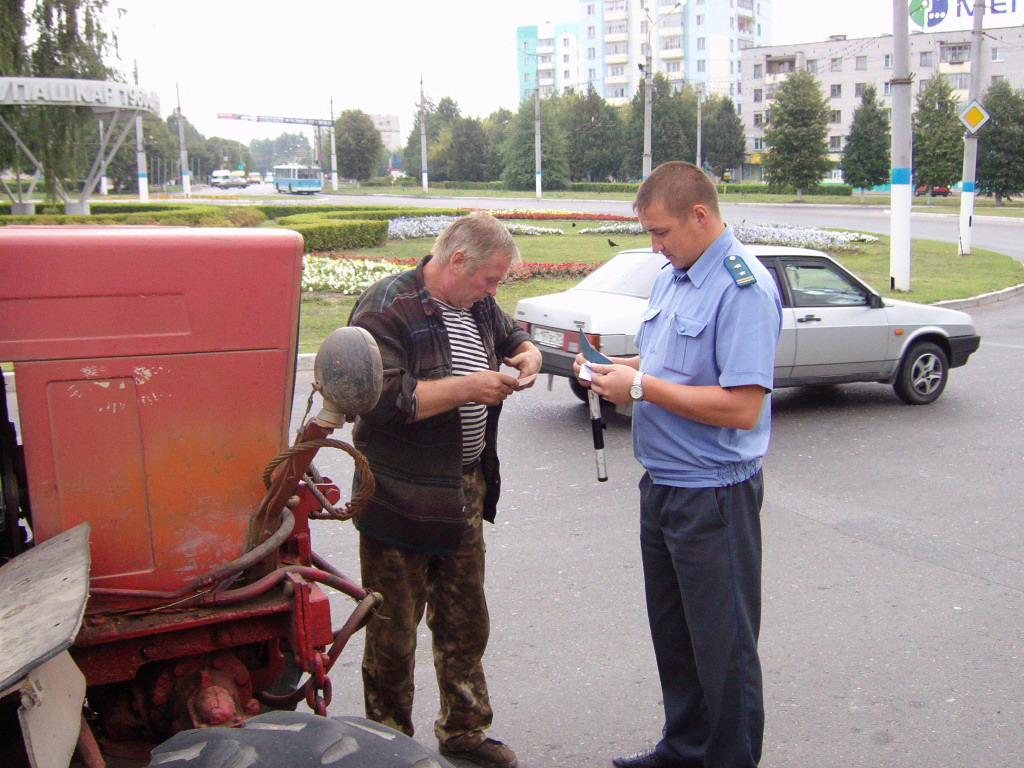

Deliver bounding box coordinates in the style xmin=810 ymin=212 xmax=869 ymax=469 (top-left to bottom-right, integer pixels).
xmin=500 ymin=96 xmax=569 ymax=191
xmin=840 ymin=84 xmax=890 ymax=202
xmin=702 ymin=96 xmax=745 ymax=180
xmin=762 ymin=68 xmax=831 ymax=199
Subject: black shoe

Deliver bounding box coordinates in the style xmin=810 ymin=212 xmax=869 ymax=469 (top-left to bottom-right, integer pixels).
xmin=612 ymin=749 xmax=674 ymax=768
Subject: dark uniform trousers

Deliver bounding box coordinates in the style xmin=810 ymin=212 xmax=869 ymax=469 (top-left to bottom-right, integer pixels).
xmin=359 ymin=464 xmax=491 ymax=751
xmin=639 ymin=470 xmax=765 ymax=768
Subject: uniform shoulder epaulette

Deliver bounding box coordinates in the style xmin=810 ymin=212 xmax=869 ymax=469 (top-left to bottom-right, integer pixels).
xmin=724 ymin=253 xmax=757 ymax=287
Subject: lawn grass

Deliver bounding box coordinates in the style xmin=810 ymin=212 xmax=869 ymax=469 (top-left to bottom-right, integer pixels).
xmin=292 ymin=222 xmax=1024 ymax=352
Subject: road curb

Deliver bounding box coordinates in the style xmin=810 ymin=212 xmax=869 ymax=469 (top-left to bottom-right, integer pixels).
xmin=932 ymin=282 xmax=1024 ymax=310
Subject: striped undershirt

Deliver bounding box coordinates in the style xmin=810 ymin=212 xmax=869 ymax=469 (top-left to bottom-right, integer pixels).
xmin=436 ymin=300 xmax=489 ymax=467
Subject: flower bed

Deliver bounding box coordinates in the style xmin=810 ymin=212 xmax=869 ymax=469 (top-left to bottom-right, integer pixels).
xmin=487 ymin=209 xmax=636 ymax=222
xmin=504 ymin=261 xmax=599 ymax=283
xmin=732 ymin=223 xmax=879 ymax=251
xmin=578 ymin=222 xmax=644 ymax=235
xmin=388 ymin=215 xmax=563 ymax=240
xmin=301 ymin=256 xmax=412 ymax=293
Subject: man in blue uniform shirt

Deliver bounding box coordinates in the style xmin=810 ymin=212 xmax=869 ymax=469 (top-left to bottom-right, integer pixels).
xmin=576 ymin=162 xmax=782 ymax=768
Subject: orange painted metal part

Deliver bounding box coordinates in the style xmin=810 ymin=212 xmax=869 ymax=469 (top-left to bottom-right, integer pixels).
xmin=0 ymin=227 xmax=303 ymax=602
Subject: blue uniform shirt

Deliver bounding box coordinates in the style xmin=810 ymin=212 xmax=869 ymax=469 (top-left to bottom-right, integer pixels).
xmin=633 ymin=226 xmax=783 ymax=488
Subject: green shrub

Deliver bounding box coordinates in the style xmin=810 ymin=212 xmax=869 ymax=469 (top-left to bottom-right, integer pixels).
xmin=717 ymin=182 xmax=853 ymax=197
xmin=283 ymin=220 xmax=388 ymax=251
xmin=433 ymin=181 xmax=505 ymax=190
xmin=276 ymin=207 xmax=469 ymax=226
xmin=566 ymin=181 xmax=640 ymax=193
xmin=362 ymin=176 xmax=420 ymax=187
xmin=223 ymin=207 xmax=268 ymax=227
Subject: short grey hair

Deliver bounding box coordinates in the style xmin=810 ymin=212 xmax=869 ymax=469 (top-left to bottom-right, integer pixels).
xmin=431 ymin=212 xmax=520 ymax=272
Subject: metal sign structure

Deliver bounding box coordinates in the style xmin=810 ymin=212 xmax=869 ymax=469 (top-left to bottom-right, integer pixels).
xmin=218 ymin=112 xmax=338 ymax=190
xmin=0 ymin=77 xmax=161 ymax=215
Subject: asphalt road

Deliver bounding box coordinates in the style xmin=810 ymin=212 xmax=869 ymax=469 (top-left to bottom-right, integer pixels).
xmin=301 ymin=293 xmax=1023 ymax=768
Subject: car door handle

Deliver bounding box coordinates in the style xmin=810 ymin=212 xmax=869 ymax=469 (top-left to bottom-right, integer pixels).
xmin=797 ymin=314 xmax=822 ymax=323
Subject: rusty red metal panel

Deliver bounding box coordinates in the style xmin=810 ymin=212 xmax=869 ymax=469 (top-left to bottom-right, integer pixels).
xmin=0 ymin=227 xmax=304 ymax=362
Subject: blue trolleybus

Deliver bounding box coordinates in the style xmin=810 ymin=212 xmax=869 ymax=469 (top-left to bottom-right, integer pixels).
xmin=273 ymin=164 xmax=323 ymax=195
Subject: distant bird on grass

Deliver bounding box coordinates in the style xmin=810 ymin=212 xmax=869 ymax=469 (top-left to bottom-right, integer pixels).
xmin=607 ymin=238 xmax=618 ymax=247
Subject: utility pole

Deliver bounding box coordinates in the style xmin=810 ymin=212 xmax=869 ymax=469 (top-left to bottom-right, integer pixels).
xmin=135 ymin=60 xmax=148 ymax=200
xmin=958 ymin=0 xmax=986 ymax=255
xmin=642 ymin=8 xmax=653 ymax=180
xmin=696 ymin=83 xmax=703 ymax=170
xmin=329 ymin=97 xmax=338 ymax=191
xmin=534 ymin=60 xmax=542 ymax=200
xmin=889 ymin=0 xmax=913 ymax=292
xmin=419 ymin=77 xmax=429 ymax=193
xmin=175 ymin=84 xmax=191 ymax=197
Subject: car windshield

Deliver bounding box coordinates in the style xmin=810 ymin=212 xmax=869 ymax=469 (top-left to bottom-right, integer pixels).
xmin=574 ymin=251 xmax=668 ymax=298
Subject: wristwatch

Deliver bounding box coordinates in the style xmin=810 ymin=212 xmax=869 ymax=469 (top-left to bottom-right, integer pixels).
xmin=629 ymin=371 xmax=645 ymax=401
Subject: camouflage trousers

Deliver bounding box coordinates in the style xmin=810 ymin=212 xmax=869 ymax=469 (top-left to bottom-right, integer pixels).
xmin=359 ymin=464 xmax=492 ymax=751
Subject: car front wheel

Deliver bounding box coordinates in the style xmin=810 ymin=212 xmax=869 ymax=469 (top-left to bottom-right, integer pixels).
xmin=894 ymin=341 xmax=948 ymax=404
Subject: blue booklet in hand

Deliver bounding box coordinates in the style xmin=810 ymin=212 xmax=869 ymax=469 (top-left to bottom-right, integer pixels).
xmin=579 ymin=331 xmax=611 ymax=365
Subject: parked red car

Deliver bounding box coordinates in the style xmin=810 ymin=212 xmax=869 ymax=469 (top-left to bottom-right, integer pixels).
xmin=914 ymin=185 xmax=951 ymax=197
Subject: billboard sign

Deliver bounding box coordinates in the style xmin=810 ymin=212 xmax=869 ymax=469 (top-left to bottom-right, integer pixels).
xmin=909 ymin=0 xmax=1022 ymax=31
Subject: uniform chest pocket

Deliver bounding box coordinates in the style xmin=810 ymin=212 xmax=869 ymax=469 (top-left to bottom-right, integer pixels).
xmin=633 ymin=306 xmax=662 ymax=352
xmin=666 ymin=312 xmax=709 ymax=376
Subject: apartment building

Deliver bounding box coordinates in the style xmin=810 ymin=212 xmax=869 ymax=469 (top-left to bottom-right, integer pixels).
xmin=739 ymin=25 xmax=1024 ymax=182
xmin=371 ymin=115 xmax=402 ymax=153
xmin=517 ymin=0 xmax=772 ymax=106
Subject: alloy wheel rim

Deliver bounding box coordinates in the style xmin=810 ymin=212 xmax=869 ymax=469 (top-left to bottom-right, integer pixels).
xmin=911 ymin=353 xmax=942 ymax=395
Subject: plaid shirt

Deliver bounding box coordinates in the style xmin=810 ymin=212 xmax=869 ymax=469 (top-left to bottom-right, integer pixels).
xmin=347 ymin=256 xmax=531 ymax=555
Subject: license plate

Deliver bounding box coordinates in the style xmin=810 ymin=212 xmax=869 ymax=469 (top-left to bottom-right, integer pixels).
xmin=533 ymin=327 xmax=564 ymax=348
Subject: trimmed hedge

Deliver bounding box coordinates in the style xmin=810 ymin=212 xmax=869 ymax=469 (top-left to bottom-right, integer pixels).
xmin=277 ymin=207 xmax=469 ymax=226
xmin=253 ymin=203 xmax=402 ymax=219
xmin=566 ymin=182 xmax=639 ymax=193
xmin=717 ymin=183 xmax=854 ymax=197
xmin=362 ymin=176 xmax=420 ymax=187
xmin=433 ymin=181 xmax=505 ymax=190
xmin=285 ymin=220 xmax=388 ymax=251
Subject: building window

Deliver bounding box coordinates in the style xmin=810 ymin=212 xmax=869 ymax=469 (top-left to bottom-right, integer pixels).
xmin=883 ymin=81 xmax=891 ymax=96
xmin=666 ymin=60 xmax=681 ymax=72
xmin=919 ymin=78 xmax=929 ymax=91
xmin=730 ymin=16 xmax=735 ymax=29
xmin=608 ymin=64 xmax=624 ymax=76
xmin=587 ymin=3 xmax=595 ymax=14
xmin=806 ymin=59 xmax=817 ymax=73
xmin=523 ymin=57 xmax=529 ymax=66
xmin=730 ymin=61 xmax=734 ymax=73
xmin=831 ymin=58 xmax=842 ymax=72
xmin=830 ymin=84 xmax=842 ymax=98
xmin=940 ymin=43 xmax=970 ymax=63
xmin=588 ymin=67 xmax=596 ymax=79
xmin=563 ymin=38 xmax=569 ymax=47
xmin=829 ymin=136 xmax=843 ymax=150
xmin=696 ymin=59 xmax=706 ymax=72
xmin=920 ymin=51 xmax=933 ymax=67
xmin=605 ymin=0 xmax=625 ymax=10
xmin=587 ymin=26 xmax=596 ymax=39
xmin=830 ymin=109 xmax=841 ymax=123
xmin=753 ymin=63 xmax=763 ymax=78
xmin=754 ymin=88 xmax=763 ymax=102
xmin=564 ymin=70 xmax=570 ymax=78
xmin=587 ymin=47 xmax=596 ymax=58
xmin=524 ymin=73 xmax=530 ymax=83
xmin=563 ymin=54 xmax=570 ymax=63
xmin=855 ymin=82 xmax=866 ymax=97
xmin=884 ymin=108 xmax=892 ymax=121
xmin=991 ymin=47 xmax=1004 ymax=62
xmin=605 ymin=21 xmax=627 ymax=34
xmin=944 ymin=73 xmax=970 ymax=90
xmin=696 ymin=13 xmax=704 ymax=25
xmin=753 ymin=112 xmax=764 ymax=126
xmin=697 ymin=37 xmax=706 ymax=51
xmin=606 ymin=42 xmax=627 ymax=54
xmin=855 ymin=56 xmax=867 ymax=71
xmin=992 ymin=74 xmax=1005 ymax=84
xmin=884 ymin=53 xmax=893 ymax=68
xmin=538 ymin=38 xmax=553 ymax=47
xmin=753 ymin=137 xmax=764 ymax=150
xmin=661 ymin=36 xmax=682 ymax=50
xmin=730 ymin=40 xmax=734 ymax=52
xmin=660 ymin=12 xmax=682 ymax=27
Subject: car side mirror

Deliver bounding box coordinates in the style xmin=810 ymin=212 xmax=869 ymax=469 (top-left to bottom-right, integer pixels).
xmin=867 ymin=293 xmax=884 ymax=309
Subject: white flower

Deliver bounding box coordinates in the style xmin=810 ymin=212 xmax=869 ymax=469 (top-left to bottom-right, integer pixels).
xmin=301 ymin=257 xmax=413 ymax=293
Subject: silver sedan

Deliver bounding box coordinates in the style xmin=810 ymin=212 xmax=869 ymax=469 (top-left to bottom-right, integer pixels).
xmin=514 ymin=246 xmax=981 ymax=406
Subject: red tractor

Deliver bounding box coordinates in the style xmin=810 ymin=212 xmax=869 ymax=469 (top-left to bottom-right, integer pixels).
xmin=0 ymin=227 xmax=443 ymax=767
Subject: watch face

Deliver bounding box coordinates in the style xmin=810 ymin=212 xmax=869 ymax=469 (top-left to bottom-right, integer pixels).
xmin=630 ymin=385 xmax=642 ymax=400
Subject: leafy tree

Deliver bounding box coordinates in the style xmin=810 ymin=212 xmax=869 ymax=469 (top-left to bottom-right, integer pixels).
xmin=483 ymin=107 xmax=513 ymax=181
xmin=435 ymin=116 xmax=490 ymax=182
xmin=976 ymin=79 xmax=1024 ymax=204
xmin=1 ymin=1 xmax=117 ymax=199
xmin=621 ymin=75 xmax=696 ymax=179
xmin=249 ymin=132 xmax=311 ymax=173
xmin=912 ymin=76 xmax=963 ymax=200
xmin=561 ymin=86 xmax=622 ymax=182
xmin=334 ymin=109 xmax=384 ymax=181
xmin=500 ymin=96 xmax=569 ymax=191
xmin=702 ymin=95 xmax=745 ymax=180
xmin=762 ymin=69 xmax=832 ymax=198
xmin=840 ymin=84 xmax=890 ymax=201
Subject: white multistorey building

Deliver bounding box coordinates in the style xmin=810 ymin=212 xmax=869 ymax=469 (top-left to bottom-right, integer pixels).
xmin=517 ymin=0 xmax=771 ymax=106
xmin=371 ymin=115 xmax=402 ymax=153
xmin=738 ymin=25 xmax=1024 ymax=182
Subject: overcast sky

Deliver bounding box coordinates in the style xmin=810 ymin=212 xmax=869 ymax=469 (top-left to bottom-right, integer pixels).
xmin=104 ymin=0 xmax=988 ymax=147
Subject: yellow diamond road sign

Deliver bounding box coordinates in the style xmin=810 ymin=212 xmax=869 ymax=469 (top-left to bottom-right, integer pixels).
xmin=959 ymin=100 xmax=990 ymax=133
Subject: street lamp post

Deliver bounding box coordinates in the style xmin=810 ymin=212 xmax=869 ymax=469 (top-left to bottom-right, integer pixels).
xmin=641 ymin=2 xmax=681 ymax=180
